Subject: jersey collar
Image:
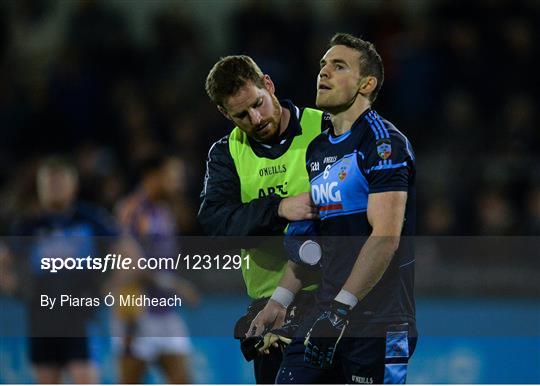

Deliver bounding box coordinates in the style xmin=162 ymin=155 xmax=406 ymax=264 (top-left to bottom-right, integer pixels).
xmin=328 ymin=108 xmax=373 ymax=141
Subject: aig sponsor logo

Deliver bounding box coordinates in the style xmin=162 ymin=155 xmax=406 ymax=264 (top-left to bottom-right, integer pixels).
xmin=311 ymin=181 xmax=341 ymax=205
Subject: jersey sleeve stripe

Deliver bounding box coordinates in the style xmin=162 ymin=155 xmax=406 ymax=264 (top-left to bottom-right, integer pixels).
xmin=366 ymin=111 xmax=390 ymax=140
xmin=365 ymin=161 xmax=408 ymax=174
xmin=365 ymin=113 xmax=381 ymax=140
xmin=371 ymin=110 xmax=391 ymax=138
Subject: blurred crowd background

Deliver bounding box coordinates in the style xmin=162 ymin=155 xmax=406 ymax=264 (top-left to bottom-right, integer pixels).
xmin=0 ymin=0 xmax=539 ymax=236
xmin=0 ymin=1 xmax=539 ymax=383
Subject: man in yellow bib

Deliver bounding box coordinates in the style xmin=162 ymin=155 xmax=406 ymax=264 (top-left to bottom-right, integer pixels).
xmin=199 ymin=55 xmax=330 ymax=383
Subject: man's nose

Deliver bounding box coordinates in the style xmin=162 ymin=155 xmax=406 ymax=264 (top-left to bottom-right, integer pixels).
xmin=249 ymin=109 xmax=262 ymax=125
xmin=319 ymin=65 xmax=329 ymax=79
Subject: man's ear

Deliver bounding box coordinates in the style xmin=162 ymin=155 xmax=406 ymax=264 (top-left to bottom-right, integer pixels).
xmin=262 ymin=74 xmax=275 ymax=95
xmin=359 ymin=76 xmax=377 ymax=96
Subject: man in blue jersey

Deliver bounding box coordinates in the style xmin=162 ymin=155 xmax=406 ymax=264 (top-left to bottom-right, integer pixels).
xmin=12 ymin=157 xmax=119 ymax=383
xmin=249 ymin=33 xmax=417 ymax=384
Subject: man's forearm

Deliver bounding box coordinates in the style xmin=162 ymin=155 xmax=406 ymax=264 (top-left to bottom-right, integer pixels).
xmin=278 ymin=260 xmax=306 ymax=294
xmin=198 ymin=196 xmax=286 ymax=236
xmin=341 ymin=235 xmax=400 ymax=303
xmin=247 ymin=261 xmax=308 ymax=336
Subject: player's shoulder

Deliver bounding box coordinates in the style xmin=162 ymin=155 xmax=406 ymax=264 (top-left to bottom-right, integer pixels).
xmin=207 ymin=134 xmax=231 ymax=158
xmin=209 ymin=134 xmax=229 ymax=149
xmin=362 ymin=110 xmax=413 ymax=148
xmin=298 ymin=106 xmax=332 ymax=133
xmin=360 ymin=110 xmax=415 ymax=165
xmin=306 ymin=128 xmax=331 ymax=157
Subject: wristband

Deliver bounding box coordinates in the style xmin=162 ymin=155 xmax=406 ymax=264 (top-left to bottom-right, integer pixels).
xmin=334 ymin=289 xmax=358 ymax=309
xmin=270 ymin=286 xmax=295 ymax=308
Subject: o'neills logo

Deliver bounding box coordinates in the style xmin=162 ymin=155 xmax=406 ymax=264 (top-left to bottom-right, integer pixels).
xmin=259 ymin=164 xmax=287 ymax=177
xmin=351 ymin=375 xmax=373 ymax=384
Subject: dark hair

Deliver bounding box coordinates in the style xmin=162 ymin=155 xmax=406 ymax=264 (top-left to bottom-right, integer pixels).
xmin=205 ymin=55 xmax=265 ymax=107
xmin=329 ymin=33 xmax=384 ymax=102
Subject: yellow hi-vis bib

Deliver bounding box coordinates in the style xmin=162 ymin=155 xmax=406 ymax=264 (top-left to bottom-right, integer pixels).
xmin=228 ymin=108 xmax=322 ymax=299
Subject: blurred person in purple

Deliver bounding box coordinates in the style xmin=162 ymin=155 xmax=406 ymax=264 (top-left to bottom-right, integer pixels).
xmin=112 ymin=154 xmax=199 ymax=384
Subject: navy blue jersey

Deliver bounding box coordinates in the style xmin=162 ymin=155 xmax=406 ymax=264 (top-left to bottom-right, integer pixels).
xmin=306 ymin=109 xmax=416 ymax=325
xmin=13 ymin=202 xmax=119 ymax=335
xmin=15 ymin=202 xmax=119 ymax=274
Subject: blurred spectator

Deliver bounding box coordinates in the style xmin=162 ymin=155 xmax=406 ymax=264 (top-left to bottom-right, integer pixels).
xmin=74 ymin=143 xmax=126 ymax=211
xmin=438 ymin=89 xmax=481 ymax=154
xmin=423 ymin=197 xmax=457 ymax=235
xmin=0 ymin=0 xmax=538 ymax=243
xmin=160 ymin=155 xmax=199 ymax=235
xmin=8 ymin=0 xmax=68 ymax=88
xmin=525 ymin=185 xmax=540 ymax=235
xmin=496 ymin=93 xmax=537 ymax=157
xmin=0 ymin=241 xmax=17 ymax=295
xmin=232 ymin=1 xmax=291 ymax=92
xmin=475 ymin=189 xmax=517 ymax=235
xmin=385 ymin=20 xmax=441 ymax=141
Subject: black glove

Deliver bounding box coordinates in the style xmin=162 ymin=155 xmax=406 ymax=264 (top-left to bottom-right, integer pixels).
xmin=304 ymin=300 xmax=350 ymax=368
xmin=240 ymin=335 xmax=264 ymax=361
xmin=235 ymin=311 xmax=264 ymax=361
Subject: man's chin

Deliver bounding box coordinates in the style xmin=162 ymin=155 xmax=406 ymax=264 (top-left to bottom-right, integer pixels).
xmin=317 ymin=99 xmax=343 ymax=115
xmin=315 ymin=97 xmax=331 ymax=110
xmin=257 ymin=128 xmax=279 ymax=144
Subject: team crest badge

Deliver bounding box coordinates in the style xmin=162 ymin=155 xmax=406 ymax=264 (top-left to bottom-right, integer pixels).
xmin=376 ymin=140 xmax=392 ymax=160
xmin=338 ymin=165 xmax=348 ymax=181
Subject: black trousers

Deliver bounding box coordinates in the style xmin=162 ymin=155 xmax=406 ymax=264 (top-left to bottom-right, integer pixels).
xmin=253 ymin=344 xmax=284 ymax=383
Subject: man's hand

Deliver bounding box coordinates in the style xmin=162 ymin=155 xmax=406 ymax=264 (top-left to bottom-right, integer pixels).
xmin=304 ymin=300 xmax=350 ymax=368
xmin=246 ymin=299 xmax=286 ymax=338
xmin=278 ymin=193 xmax=318 ymax=221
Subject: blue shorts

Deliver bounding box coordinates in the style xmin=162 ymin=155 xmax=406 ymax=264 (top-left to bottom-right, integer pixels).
xmin=30 ymin=337 xmax=90 ymax=366
xmin=277 ymin=323 xmax=417 ymax=384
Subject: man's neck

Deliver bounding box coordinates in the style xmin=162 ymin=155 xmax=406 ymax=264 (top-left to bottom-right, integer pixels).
xmin=279 ymin=106 xmax=291 ymax=136
xmin=331 ymin=99 xmax=370 ymax=136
